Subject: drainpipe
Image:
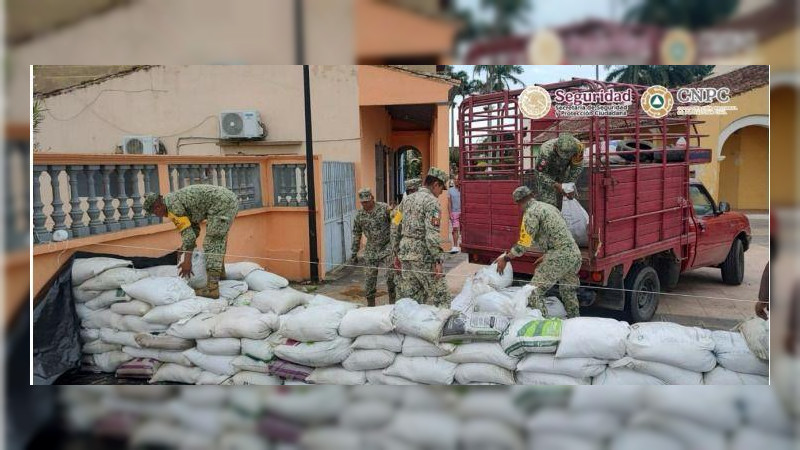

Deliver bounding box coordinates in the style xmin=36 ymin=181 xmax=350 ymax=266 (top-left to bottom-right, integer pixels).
xmin=303 ymin=65 xmax=320 ymax=282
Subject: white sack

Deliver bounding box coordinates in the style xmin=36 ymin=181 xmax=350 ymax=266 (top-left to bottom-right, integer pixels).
xmin=625 ymin=322 xmax=715 ymax=372
xmin=118 ymin=315 xmax=169 ymax=333
xmin=307 ymin=294 xmax=358 ymax=312
xmin=122 ymin=346 xmax=192 ymax=366
xmin=739 ymin=387 xmax=793 ymax=435
xmin=366 ymin=370 xmax=419 ymax=385
xmin=703 ymin=366 xmax=769 ymax=385
xmin=562 ymin=197 xmax=589 ymax=246
xmin=476 ymin=262 xmax=514 ymax=289
xmin=339 ymin=401 xmax=395 ymax=430
xmin=450 ymin=278 xmax=474 ymax=314
xmin=135 ymin=333 xmax=194 ymax=351
xmin=569 ymin=386 xmax=644 ymax=415
xmin=251 ymin=287 xmax=311 ymax=315
xmin=274 ymin=336 xmax=353 ymax=367
xmin=444 ymin=342 xmax=520 ymax=370
xmin=82 ymin=340 xmax=121 ymax=354
xmin=89 ymin=351 xmax=133 ymax=372
xmin=142 ymin=265 xmax=178 ymax=278
xmin=219 ymin=280 xmax=249 ymax=300
xmin=527 ymin=409 xmax=622 ymax=441
xmin=80 ymin=267 xmax=149 ymax=291
xmin=609 ymin=356 xmax=703 ymax=384
xmin=183 ymin=348 xmax=239 ymax=376
xmin=149 ymin=363 xmax=202 ymax=384
xmin=402 ymin=335 xmax=455 ymax=357
xmin=222 ymin=371 xmax=283 ymax=386
xmin=196 ymin=338 xmax=241 ymax=356
xmin=544 ymin=296 xmax=568 ymax=319
xmin=196 ymin=371 xmax=231 ymax=385
xmin=230 ymin=290 xmax=256 ymax=307
xmin=455 ymin=363 xmax=515 ymax=385
xmin=111 ymin=300 xmax=152 ymax=316
xmin=440 ymin=312 xmax=510 ymax=342
xmin=339 ymin=305 xmax=394 ymax=338
xmin=72 ymin=257 xmax=132 ymax=285
xmin=731 ymin=427 xmax=793 ymax=450
xmin=231 ymin=355 xmax=270 ymax=373
xmin=213 ymin=307 xmax=277 ymax=339
xmin=72 ymin=287 xmax=103 ymax=303
xmin=241 ymin=338 xmax=275 ymax=362
xmin=122 ymin=277 xmax=195 ymax=306
xmin=711 ymin=330 xmax=769 ymax=375
xmin=643 ymin=388 xmax=741 ymax=430
xmin=461 ymin=419 xmax=525 ymax=450
xmin=307 ymin=366 xmax=367 ymax=385
xmin=168 ymin=313 xmax=219 ymax=339
xmin=385 ymin=412 xmax=459 ymax=449
xmin=99 ymin=328 xmax=140 ymax=348
xmin=220 ymin=433 xmax=268 ymax=450
xmin=592 ymin=367 xmax=665 ymax=385
xmin=501 ymin=316 xmax=561 ymax=357
xmin=516 ymin=354 xmax=607 ymax=378
xmin=79 ymin=328 xmax=100 ymax=342
xmin=610 ymin=429 xmax=683 ymax=450
xmin=383 ymin=356 xmax=457 ymax=385
xmin=278 ymin=305 xmax=347 ymax=342
xmin=516 ymin=372 xmax=590 ymax=385
xmin=392 ymin=298 xmax=453 ymax=343
xmin=143 ymin=297 xmax=227 ymax=325
xmin=225 ymin=262 xmax=264 ymax=280
xmin=80 ymin=309 xmax=123 ymax=329
xmin=342 ymin=349 xmax=396 ymax=371
xmin=84 ymin=288 xmax=130 ymax=310
xmin=187 ymin=250 xmax=208 ymax=289
xmin=352 ymin=333 xmax=404 ymax=352
xmin=244 ymin=269 xmax=289 ymax=291
xmin=556 ymin=317 xmax=629 ymax=360
xmin=738 ymin=317 xmax=769 ymax=361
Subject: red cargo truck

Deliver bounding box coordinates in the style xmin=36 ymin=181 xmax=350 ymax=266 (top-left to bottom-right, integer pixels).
xmin=458 ymin=79 xmax=751 ymax=321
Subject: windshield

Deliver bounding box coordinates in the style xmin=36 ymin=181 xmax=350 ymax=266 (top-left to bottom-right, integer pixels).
xmin=690 ymin=185 xmax=715 ymax=216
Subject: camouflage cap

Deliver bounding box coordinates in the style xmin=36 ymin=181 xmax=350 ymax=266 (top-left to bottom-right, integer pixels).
xmin=143 ymin=193 xmax=160 ymax=214
xmin=427 ymin=167 xmax=449 ymax=184
xmin=512 ymin=186 xmax=533 ymax=203
xmin=358 ymin=187 xmax=374 ymax=202
xmin=556 ymin=133 xmax=582 ymax=157
xmin=406 ymin=178 xmax=421 ymax=190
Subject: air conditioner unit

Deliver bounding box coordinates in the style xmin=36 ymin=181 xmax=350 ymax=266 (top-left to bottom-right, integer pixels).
xmin=219 ymin=110 xmax=266 ymax=140
xmin=122 ymin=136 xmax=160 ymax=155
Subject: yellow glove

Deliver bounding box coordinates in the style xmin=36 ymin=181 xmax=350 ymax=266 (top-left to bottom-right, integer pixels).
xmin=167 ymin=212 xmax=191 ymax=231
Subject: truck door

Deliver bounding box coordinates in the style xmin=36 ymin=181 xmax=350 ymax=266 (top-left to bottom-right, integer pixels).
xmin=689 ymin=184 xmax=729 ymax=267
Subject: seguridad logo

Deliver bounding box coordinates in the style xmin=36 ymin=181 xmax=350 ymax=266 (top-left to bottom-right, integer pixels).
xmin=518 ymin=85 xmax=552 ymax=119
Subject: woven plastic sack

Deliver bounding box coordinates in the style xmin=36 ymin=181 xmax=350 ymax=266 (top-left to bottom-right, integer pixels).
xmin=516 ymin=354 xmax=607 ymax=378
xmin=252 ymin=287 xmax=311 ymax=315
xmin=122 ymin=277 xmax=195 ymax=306
xmin=402 ymin=335 xmax=455 ymax=357
xmin=342 ymin=349 xmax=396 ymax=371
xmin=737 ymin=317 xmax=769 ymax=361
xmin=455 ymin=363 xmax=515 ymax=385
xmin=196 ymin=338 xmax=242 ymax=356
xmin=135 ymin=333 xmax=194 ymax=351
xmin=711 ymin=330 xmax=769 ymax=375
xmin=392 ymin=298 xmax=453 ymax=343
xmin=443 ymin=342 xmax=520 ymax=370
xmin=80 ymin=267 xmax=149 ymax=291
xmin=84 ymin=288 xmax=131 ymax=310
xmin=213 ymin=307 xmax=277 ymax=339
xmin=111 ymin=300 xmax=151 ymax=316
xmin=225 ymin=262 xmax=263 ymax=280
xmin=307 ymin=366 xmax=367 ymax=385
xmin=351 ymin=333 xmax=404 ymax=352
xmin=143 ymin=297 xmax=227 ymax=325
xmin=274 ymin=336 xmax=353 ymax=367
xmin=500 ymin=316 xmax=561 ymax=357
xmin=440 ymin=311 xmax=510 ymax=342
xmin=244 ymin=270 xmax=290 ymax=291
xmin=556 ymin=317 xmax=629 ymax=360
xmin=72 ymin=257 xmax=132 ymax=285
xmin=517 ymin=372 xmax=590 ymax=385
xmin=339 ymin=305 xmax=394 ymax=338
xmin=383 ymin=356 xmax=457 ymax=385
xmin=609 ymin=357 xmax=703 ymax=384
xmin=625 ymin=322 xmax=715 ymax=372
xmin=183 ymin=348 xmax=239 ymax=376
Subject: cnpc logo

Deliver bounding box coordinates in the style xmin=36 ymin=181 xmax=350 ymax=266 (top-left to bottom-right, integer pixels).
xmin=676 ymin=87 xmax=731 ymax=104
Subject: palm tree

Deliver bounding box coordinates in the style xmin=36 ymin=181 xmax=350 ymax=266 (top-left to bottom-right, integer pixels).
xmin=442 ymin=66 xmax=482 ymax=147
xmin=605 ymin=65 xmax=715 ymax=87
xmin=481 ymin=0 xmax=532 ymax=36
xmin=624 ymin=0 xmax=738 ymax=30
xmin=473 ymin=65 xmax=525 ymax=93
xmin=32 ymin=98 xmax=46 ymax=151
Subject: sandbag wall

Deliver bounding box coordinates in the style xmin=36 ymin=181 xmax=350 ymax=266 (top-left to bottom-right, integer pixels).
xmin=57 ymin=386 xmax=795 ymax=450
xmin=70 ymin=257 xmax=769 ymax=385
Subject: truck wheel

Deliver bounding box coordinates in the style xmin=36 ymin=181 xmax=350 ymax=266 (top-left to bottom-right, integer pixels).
xmin=721 ymin=239 xmax=745 ymax=285
xmin=625 ymin=264 xmax=661 ymax=322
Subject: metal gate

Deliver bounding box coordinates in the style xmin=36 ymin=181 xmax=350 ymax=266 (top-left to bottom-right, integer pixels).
xmin=322 ymin=161 xmax=357 ymax=272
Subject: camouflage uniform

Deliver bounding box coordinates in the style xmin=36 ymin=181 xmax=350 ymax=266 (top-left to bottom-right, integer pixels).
xmin=146 ymin=185 xmax=239 ymax=276
xmin=393 ymin=168 xmax=449 ymax=306
xmin=352 ymin=188 xmax=396 ymax=306
xmin=508 ymin=186 xmax=582 ymax=318
xmin=535 ymin=133 xmax=584 ymax=208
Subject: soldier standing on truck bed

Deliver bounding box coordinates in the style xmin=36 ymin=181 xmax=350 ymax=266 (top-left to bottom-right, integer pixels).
xmin=495 ymin=186 xmax=582 ymax=318
xmin=392 ymin=168 xmax=449 ymax=306
xmin=350 ymin=187 xmax=396 ymax=306
xmin=535 ymin=132 xmax=584 ymax=208
xmin=144 ymin=185 xmax=239 ymax=299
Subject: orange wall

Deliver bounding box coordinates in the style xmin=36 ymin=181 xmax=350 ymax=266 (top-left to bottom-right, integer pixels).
xmin=771 ymin=87 xmax=797 ymax=206
xmin=358 ymin=66 xmax=454 ymax=106
xmin=359 ymin=105 xmax=393 ymax=191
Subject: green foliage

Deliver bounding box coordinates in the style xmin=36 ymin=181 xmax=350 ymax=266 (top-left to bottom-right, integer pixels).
xmin=624 ymin=0 xmax=738 ymax=30
xmin=604 ymin=65 xmax=715 ymax=87
xmin=473 ymin=65 xmax=525 ymax=93
xmin=32 ymin=98 xmax=45 ymax=134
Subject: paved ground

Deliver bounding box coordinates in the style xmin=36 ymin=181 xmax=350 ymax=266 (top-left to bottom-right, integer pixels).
xmin=308 ymin=214 xmax=768 ymax=331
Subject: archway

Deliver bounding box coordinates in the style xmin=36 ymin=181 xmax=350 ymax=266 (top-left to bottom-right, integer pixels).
xmin=394 ymin=145 xmax=422 ymax=204
xmin=718 ymin=117 xmax=769 ymax=211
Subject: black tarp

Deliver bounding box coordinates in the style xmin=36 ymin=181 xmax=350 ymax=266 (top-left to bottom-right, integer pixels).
xmin=32 ymin=250 xmax=178 ymax=385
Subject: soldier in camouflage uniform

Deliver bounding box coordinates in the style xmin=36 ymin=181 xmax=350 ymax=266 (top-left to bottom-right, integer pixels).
xmin=535 ymin=132 xmax=584 ymax=208
xmin=144 ymin=185 xmax=239 ymax=299
xmin=351 ymin=187 xmax=395 ymax=306
xmin=392 ymin=167 xmax=449 ymax=306
xmin=495 ymin=186 xmax=582 ymax=318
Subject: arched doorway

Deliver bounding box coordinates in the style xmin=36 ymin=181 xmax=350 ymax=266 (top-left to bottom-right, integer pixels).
xmin=718 ymin=115 xmax=769 ymax=211
xmin=394 ymin=145 xmax=422 ymax=204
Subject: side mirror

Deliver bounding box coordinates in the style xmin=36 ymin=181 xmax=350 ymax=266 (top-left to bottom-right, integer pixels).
xmin=718 ymin=202 xmax=731 ymax=213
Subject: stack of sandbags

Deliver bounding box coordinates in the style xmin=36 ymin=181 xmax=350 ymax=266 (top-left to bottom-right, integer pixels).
xmin=707 ymin=329 xmax=769 ymax=384
xmin=337 ymin=304 xmax=400 ymax=383
xmin=457 ymin=391 xmax=526 ymax=449
xmin=225 ymin=261 xmax=290 ymax=292
xmin=72 ymin=257 xmax=151 ymax=373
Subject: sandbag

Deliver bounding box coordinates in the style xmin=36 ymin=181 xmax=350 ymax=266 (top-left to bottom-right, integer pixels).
xmin=230 ymin=290 xmax=256 ymax=307
xmin=307 ymin=366 xmax=367 ymax=385
xmin=569 ymin=386 xmax=644 ymax=415
xmin=183 ymin=348 xmax=239 ymax=376
xmin=267 ymin=360 xmax=314 ymax=381
xmin=72 ymin=286 xmax=103 ymax=303
xmin=544 ymin=296 xmax=568 ymax=319
xmin=737 ymin=317 xmax=769 ymax=361
xmin=196 ymin=338 xmax=241 ymax=356
xmin=231 ymin=355 xmax=270 ymax=373
xmin=610 ymin=429 xmax=683 ymax=450
xmin=80 ymin=267 xmax=149 ymax=291
xmin=365 ymin=370 xmax=419 ymax=385
xmin=475 ymin=262 xmax=514 ymax=289
xmin=339 ymin=305 xmax=394 ymax=338
xmin=352 ymin=333 xmax=404 ymax=352
xmin=609 ymin=357 xmax=703 ymax=384
xmin=187 ymin=250 xmax=208 ymax=289
xmin=592 ymin=367 xmax=665 ymax=385
xmin=122 ymin=277 xmax=195 ymax=306
xmin=703 ymin=366 xmax=769 ymax=385
xmin=168 ymin=313 xmax=218 ymax=339
xmin=711 ymin=330 xmax=769 ymax=376
xmin=385 ymin=411 xmax=459 ymax=449
xmin=115 ymin=357 xmax=161 ymax=379
xmin=443 ymin=342 xmax=520 ymax=370
xmin=220 ymin=433 xmax=269 ymax=450
xmin=643 ymin=388 xmax=742 ymax=430
xmin=82 ymin=340 xmax=121 ymax=354
xmin=118 ymin=315 xmax=169 ymax=333
xmin=278 ymin=305 xmax=347 ymax=342
xmin=142 ymin=265 xmax=178 ymax=278
xmin=516 ymin=354 xmax=607 ymax=378
xmin=738 ymin=387 xmax=793 ymax=435
xmin=527 ymin=409 xmax=622 ymax=441
xmin=450 ymin=278 xmax=474 ymax=314
xmin=196 ymin=371 xmax=231 ymax=385
xmin=516 ymin=371 xmax=590 ymax=385
xmin=72 ymin=257 xmax=132 ymax=285
xmin=80 ymin=309 xmax=123 ymax=329
xmin=122 ymin=346 xmax=192 ymax=366
xmin=625 ymin=322 xmax=715 ymax=372
xmin=307 ymin=294 xmax=359 ymax=312
xmin=339 ymin=401 xmax=395 ymax=430
xmin=402 ymin=336 xmax=456 ymax=357
xmin=251 ymin=287 xmax=311 ymax=315
xmin=455 ymin=363 xmax=515 ymax=385
xmin=241 ymin=338 xmax=275 ymax=362
xmin=222 ymin=371 xmax=283 ymax=386
xmin=79 ymin=328 xmax=100 ymax=342
xmin=143 ymin=297 xmax=227 ymax=325
xmin=562 ymin=197 xmax=589 ymax=246
xmin=244 ymin=269 xmax=290 ymax=291
xmin=274 ymin=336 xmax=353 ymax=367
xmin=731 ymin=427 xmax=793 ymax=450
xmin=225 ymin=262 xmax=264 ymax=280
xmin=87 ymin=351 xmax=133 ymax=373
xmin=556 ymin=317 xmax=629 ymax=360
xmin=111 ymin=300 xmax=152 ymax=316
xmin=501 ymin=316 xmax=561 ymax=357
xmin=392 ymin=298 xmax=453 ymax=343
xmin=218 ymin=280 xmax=249 ymax=300
xmin=213 ymin=307 xmax=277 ymax=339
xmin=342 ymin=349 xmax=396 ymax=371
xmin=461 ymin=419 xmax=525 ymax=450
xmin=99 ymin=328 xmax=140 ymax=348
xmin=383 ymin=356 xmax=457 ymax=385
xmin=440 ymin=312 xmax=510 ymax=342
xmin=135 ymin=333 xmax=194 ymax=351
xmin=84 ymin=288 xmax=131 ymax=310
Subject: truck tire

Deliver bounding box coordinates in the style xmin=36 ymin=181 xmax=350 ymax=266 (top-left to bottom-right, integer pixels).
xmin=625 ymin=264 xmax=661 ymax=322
xmin=721 ymin=239 xmax=745 ymax=285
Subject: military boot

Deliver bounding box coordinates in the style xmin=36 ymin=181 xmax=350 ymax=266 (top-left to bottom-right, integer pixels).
xmin=195 ymin=271 xmax=221 ymax=299
xmin=366 ymin=296 xmax=376 ymax=307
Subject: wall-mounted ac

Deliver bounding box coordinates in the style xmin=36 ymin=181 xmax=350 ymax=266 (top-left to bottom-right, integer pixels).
xmin=122 ymin=136 xmax=160 ymax=155
xmin=219 ymin=110 xmax=266 ymax=140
